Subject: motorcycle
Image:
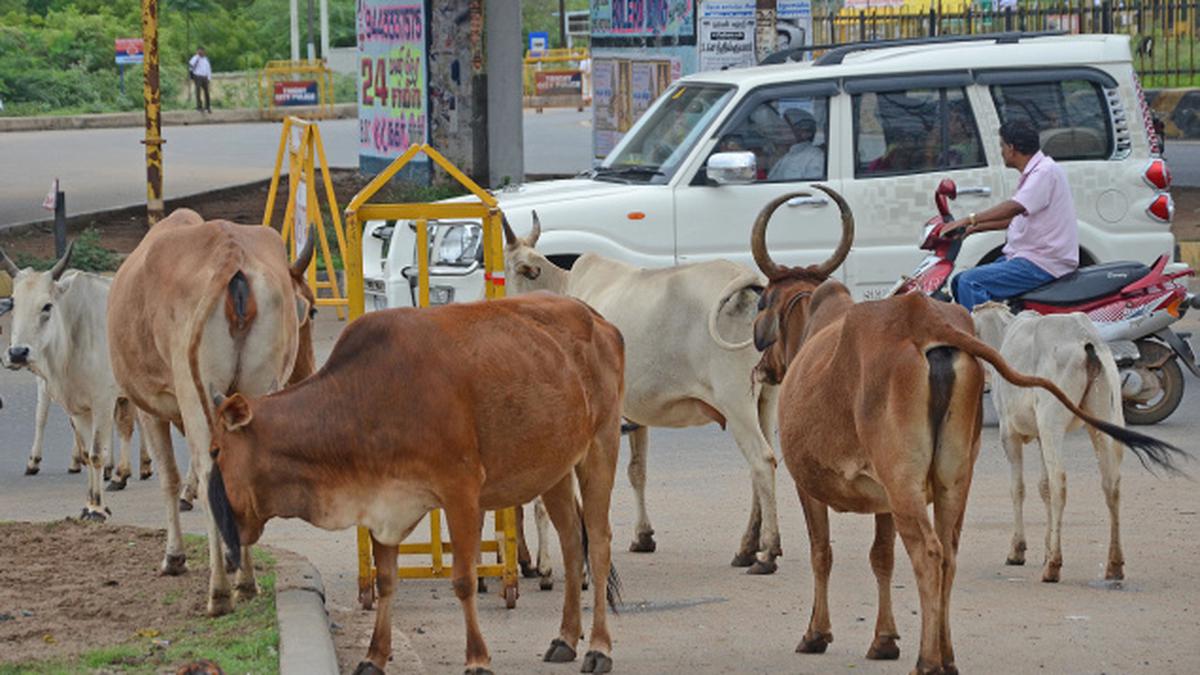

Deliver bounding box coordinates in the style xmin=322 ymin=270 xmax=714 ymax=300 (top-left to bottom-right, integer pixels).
xmin=891 ymin=178 xmax=1200 ymax=425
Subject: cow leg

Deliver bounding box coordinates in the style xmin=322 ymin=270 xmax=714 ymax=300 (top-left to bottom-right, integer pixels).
xmin=360 ymin=535 xmax=398 ymax=672
xmin=1000 ymin=426 xmax=1027 ymax=566
xmin=137 ymin=421 xmax=153 ymax=480
xmin=625 ymin=425 xmax=656 ymax=553
xmin=576 ymin=431 xmax=619 ymax=673
xmin=533 ymin=497 xmax=554 ymax=590
xmin=1033 ymin=424 xmax=1067 ymax=583
xmin=795 ymin=491 xmax=833 ymax=654
xmin=107 ymin=400 xmax=136 ymax=491
xmin=866 ymin=513 xmax=900 ymax=660
xmin=891 ymin=492 xmax=945 ymax=675
xmin=26 ymin=378 xmax=51 ymax=475
xmin=728 ymin=411 xmax=780 ymax=574
xmin=516 ymin=503 xmax=535 ymax=577
xmin=68 ymin=421 xmax=85 ymax=474
xmin=731 ymin=486 xmax=762 ymax=568
xmin=444 ymin=497 xmax=490 ymax=673
xmin=1089 ymin=425 xmax=1125 ymax=580
xmin=179 ymin=460 xmax=199 ymax=511
xmin=81 ymin=411 xmax=113 ymax=520
xmin=540 ymin=474 xmax=585 ymax=663
xmin=140 ymin=412 xmax=187 ymax=575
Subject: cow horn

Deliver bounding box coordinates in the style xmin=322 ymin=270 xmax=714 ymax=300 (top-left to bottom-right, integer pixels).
xmin=0 ymin=247 xmax=19 ymax=278
xmin=751 ymin=192 xmax=808 ymax=280
xmin=528 ymin=211 xmax=542 ymax=247
xmin=502 ymin=215 xmax=519 ymax=247
xmin=291 ymin=226 xmax=316 ymax=276
xmin=49 ymin=240 xmax=74 ymax=281
xmin=809 ymin=185 xmax=855 ymax=280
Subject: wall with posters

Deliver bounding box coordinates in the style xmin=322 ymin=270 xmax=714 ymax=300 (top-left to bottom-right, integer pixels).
xmin=357 ymin=0 xmax=429 ymax=175
xmin=698 ymin=1 xmax=755 ymax=71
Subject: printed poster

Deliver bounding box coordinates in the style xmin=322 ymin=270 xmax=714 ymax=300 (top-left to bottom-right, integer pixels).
xmin=699 ymin=1 xmax=755 ymax=71
xmin=592 ymin=0 xmax=696 ymax=38
xmin=357 ymin=0 xmax=428 ymax=161
xmin=629 ymin=62 xmax=658 ymax=120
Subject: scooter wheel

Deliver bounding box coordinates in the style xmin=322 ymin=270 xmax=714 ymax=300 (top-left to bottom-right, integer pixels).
xmin=1124 ymin=358 xmax=1185 ymax=425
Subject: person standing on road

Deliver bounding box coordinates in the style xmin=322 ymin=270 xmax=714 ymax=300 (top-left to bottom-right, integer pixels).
xmin=943 ymin=119 xmax=1079 ymax=309
xmin=188 ymin=47 xmax=212 ymax=113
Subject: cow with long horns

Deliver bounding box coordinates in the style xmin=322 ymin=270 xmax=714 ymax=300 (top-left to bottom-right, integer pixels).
xmin=107 ymin=208 xmax=317 ymax=616
xmin=750 ymin=189 xmax=1186 ymax=673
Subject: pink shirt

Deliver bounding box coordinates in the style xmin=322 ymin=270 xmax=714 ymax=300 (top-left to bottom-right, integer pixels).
xmin=1002 ymin=151 xmax=1079 ymax=278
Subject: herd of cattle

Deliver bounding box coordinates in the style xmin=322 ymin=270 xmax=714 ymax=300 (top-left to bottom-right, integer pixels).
xmin=0 ymin=189 xmax=1188 ymax=675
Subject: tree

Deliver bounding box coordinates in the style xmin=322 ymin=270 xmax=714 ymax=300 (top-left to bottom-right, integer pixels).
xmin=165 ymin=0 xmax=215 ymax=52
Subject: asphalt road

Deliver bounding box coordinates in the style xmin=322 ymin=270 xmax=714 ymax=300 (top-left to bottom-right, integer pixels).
xmin=1 ymin=311 xmax=1199 ymax=674
xmin=0 ymin=109 xmax=594 ymax=228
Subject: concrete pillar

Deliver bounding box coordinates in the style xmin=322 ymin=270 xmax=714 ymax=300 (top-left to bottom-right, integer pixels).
xmin=319 ymin=0 xmax=330 ymax=60
xmin=487 ymin=0 xmax=524 ymax=187
xmin=290 ymin=0 xmax=300 ymax=61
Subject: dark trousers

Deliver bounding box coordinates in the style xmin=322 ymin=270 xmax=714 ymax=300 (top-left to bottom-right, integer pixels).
xmin=194 ymin=76 xmax=210 ymax=112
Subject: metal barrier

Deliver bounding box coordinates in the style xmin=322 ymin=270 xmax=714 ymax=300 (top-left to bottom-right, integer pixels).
xmin=258 ymin=59 xmax=334 ymax=119
xmin=524 ymin=47 xmax=590 ymax=111
xmin=263 ymin=117 xmax=349 ymax=319
xmin=343 ymin=144 xmax=519 ymax=610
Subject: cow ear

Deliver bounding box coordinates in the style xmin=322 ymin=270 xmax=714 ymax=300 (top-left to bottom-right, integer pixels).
xmin=219 ymin=394 xmax=253 ymax=431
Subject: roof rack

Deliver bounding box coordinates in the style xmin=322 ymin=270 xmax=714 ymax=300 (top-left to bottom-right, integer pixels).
xmin=758 ymin=31 xmax=1066 ymax=67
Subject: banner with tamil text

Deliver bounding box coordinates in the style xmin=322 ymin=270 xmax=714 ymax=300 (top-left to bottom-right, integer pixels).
xmin=357 ymin=0 xmax=428 ymax=162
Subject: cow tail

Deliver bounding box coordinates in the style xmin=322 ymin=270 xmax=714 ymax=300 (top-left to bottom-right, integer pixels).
xmin=930 ymin=324 xmax=1189 ymax=476
xmin=577 ymin=497 xmax=623 ymax=613
xmin=708 ymin=272 xmax=762 ymax=351
xmin=187 ymin=257 xmax=253 ymax=427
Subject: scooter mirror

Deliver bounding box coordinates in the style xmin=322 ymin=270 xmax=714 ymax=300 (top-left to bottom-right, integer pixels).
xmin=935 ymin=178 xmax=958 ymax=218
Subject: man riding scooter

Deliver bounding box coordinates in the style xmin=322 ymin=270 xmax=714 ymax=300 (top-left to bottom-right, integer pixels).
xmin=942 ymin=120 xmax=1079 ymax=309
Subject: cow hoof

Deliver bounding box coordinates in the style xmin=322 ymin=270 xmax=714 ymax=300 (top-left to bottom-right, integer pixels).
xmin=796 ymin=630 xmax=832 ymax=654
xmin=942 ymin=665 xmax=959 ymax=675
xmin=106 ymin=477 xmax=128 ymax=492
xmin=463 ymin=669 xmax=493 ymax=675
xmin=1005 ymin=556 xmax=1025 ymax=566
xmin=67 ymin=465 xmax=82 ymax=474
xmin=520 ymin=560 xmax=539 ymax=579
xmin=235 ymin=583 xmax=259 ymax=602
xmin=161 ymin=553 xmax=187 ymax=576
xmin=24 ymin=464 xmax=39 ymax=476
xmin=80 ymin=507 xmax=108 ymax=523
xmin=747 ymin=558 xmax=777 ymax=575
xmin=140 ymin=469 xmax=153 ymax=481
xmin=730 ymin=551 xmax=756 ymax=568
xmin=866 ymin=635 xmax=900 ymax=660
xmin=103 ymin=467 xmax=113 ymax=481
xmin=351 ymin=661 xmax=386 ymax=675
xmin=476 ymin=578 xmax=489 ymax=594
xmin=179 ymin=498 xmax=194 ymax=512
xmin=581 ymin=651 xmax=612 ymax=674
xmin=1105 ymin=564 xmax=1125 ymax=581
xmin=628 ymin=532 xmax=656 ymax=553
xmin=207 ymin=594 xmax=233 ymax=617
xmin=539 ymin=575 xmax=554 ymax=591
xmin=1042 ymin=562 xmax=1062 ymax=583
xmin=543 ymin=638 xmax=576 ymax=663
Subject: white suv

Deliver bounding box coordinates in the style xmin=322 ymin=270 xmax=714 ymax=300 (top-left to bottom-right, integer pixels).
xmin=363 ymin=33 xmax=1172 ymax=309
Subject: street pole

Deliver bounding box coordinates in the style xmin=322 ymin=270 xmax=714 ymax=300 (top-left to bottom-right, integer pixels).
xmin=141 ymin=0 xmax=164 ymax=226
xmin=756 ymin=0 xmax=777 ymax=63
xmin=53 ymin=190 xmax=66 ymax=259
xmin=319 ymin=0 xmax=329 ymax=60
xmin=290 ymin=0 xmax=300 ymax=62
xmin=559 ymin=0 xmax=567 ymax=48
xmin=307 ymin=0 xmax=316 ymax=61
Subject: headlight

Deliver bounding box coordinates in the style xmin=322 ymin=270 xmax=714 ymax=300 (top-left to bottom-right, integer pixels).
xmin=435 ymin=223 xmax=483 ymax=266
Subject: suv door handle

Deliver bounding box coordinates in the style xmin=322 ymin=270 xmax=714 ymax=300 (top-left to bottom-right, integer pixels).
xmin=786 ymin=195 xmax=829 ymax=207
xmin=958 ymin=186 xmax=992 ymax=196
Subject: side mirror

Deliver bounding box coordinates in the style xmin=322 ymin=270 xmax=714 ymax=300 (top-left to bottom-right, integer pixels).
xmin=706 ymin=151 xmax=757 ymax=186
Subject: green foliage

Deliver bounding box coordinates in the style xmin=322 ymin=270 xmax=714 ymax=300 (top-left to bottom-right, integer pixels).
xmin=523 ymin=0 xmax=589 ymax=48
xmin=14 ymin=228 xmax=122 ymax=272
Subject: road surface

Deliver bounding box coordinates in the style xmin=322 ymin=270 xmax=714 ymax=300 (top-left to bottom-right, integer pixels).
xmin=0 ymin=109 xmax=594 ymax=228
xmin=1 ymin=310 xmax=1198 ymax=674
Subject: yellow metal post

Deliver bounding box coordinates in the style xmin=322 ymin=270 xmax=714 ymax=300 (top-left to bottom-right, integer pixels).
xmin=416 ymin=218 xmax=430 ymax=308
xmin=141 ymin=0 xmax=164 ymax=225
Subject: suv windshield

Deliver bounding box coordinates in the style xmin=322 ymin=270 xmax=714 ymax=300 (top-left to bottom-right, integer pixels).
xmin=598 ymin=84 xmax=735 ymax=184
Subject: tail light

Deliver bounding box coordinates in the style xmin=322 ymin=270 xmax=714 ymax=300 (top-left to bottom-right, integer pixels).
xmin=1147 ymin=192 xmax=1174 ymax=223
xmin=1144 ymin=158 xmax=1171 ymax=190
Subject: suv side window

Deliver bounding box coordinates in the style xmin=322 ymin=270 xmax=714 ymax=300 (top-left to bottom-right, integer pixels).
xmin=990 ymin=79 xmax=1112 ymax=161
xmin=712 ymin=93 xmax=830 ymax=182
xmin=853 ymin=88 xmax=984 ymax=178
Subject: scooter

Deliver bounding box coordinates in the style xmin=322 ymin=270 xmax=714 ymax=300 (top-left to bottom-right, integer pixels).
xmin=890 ymin=178 xmax=1200 ymax=425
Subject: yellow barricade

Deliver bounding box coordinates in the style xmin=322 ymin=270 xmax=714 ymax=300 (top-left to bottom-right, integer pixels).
xmin=343 ymin=144 xmax=519 ymax=609
xmin=258 ymin=59 xmax=334 ymax=119
xmin=263 ymin=116 xmax=349 ymax=319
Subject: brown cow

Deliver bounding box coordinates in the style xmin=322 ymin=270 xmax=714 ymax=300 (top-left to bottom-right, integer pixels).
xmin=750 ymin=191 xmax=1185 ymax=674
xmin=107 ymin=208 xmax=316 ymax=616
xmin=205 ymin=293 xmax=625 ymax=674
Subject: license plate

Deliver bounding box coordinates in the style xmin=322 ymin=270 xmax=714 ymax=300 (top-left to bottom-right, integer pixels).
xmin=431 ymin=286 xmax=455 ymax=305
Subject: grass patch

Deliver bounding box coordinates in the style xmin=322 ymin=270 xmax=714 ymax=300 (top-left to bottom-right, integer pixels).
xmin=3 ymin=538 xmax=279 ymax=674
xmin=14 ymin=228 xmax=122 ymax=273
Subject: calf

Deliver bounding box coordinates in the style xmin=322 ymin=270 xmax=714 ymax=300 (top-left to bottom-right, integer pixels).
xmin=207 ymin=294 xmax=625 ymax=674
xmin=2 ymin=246 xmax=150 ymax=518
xmin=108 ymin=208 xmax=316 ymax=616
xmin=973 ymin=303 xmax=1128 ymax=582
xmin=750 ymin=191 xmax=1184 ymax=673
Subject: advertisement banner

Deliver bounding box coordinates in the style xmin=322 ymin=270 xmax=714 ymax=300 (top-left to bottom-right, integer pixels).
xmin=699 ymin=1 xmax=755 ymax=71
xmin=777 ymin=0 xmax=813 ymax=56
xmin=591 ymin=0 xmax=696 ymax=38
xmin=274 ymin=81 xmax=319 ymax=106
xmin=114 ymin=38 xmax=144 ymax=65
xmin=357 ymin=1 xmax=428 ymax=161
xmin=534 ymin=70 xmax=584 ymax=98
xmin=629 ymin=62 xmax=657 ymax=121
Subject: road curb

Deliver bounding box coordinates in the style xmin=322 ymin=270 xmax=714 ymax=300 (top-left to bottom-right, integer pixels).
xmin=0 ymin=103 xmax=357 ymax=133
xmin=275 ymin=552 xmax=339 ymax=675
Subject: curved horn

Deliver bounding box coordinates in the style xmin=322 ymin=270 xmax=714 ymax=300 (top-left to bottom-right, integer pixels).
xmin=750 ymin=192 xmax=809 ymax=280
xmin=49 ymin=240 xmax=74 ymax=281
xmin=291 ymin=226 xmax=316 ymax=277
xmin=809 ymin=184 xmax=855 ymax=280
xmin=528 ymin=211 xmax=542 ymax=247
xmin=0 ymin=247 xmax=19 ymax=278
xmin=502 ymin=215 xmax=519 ymax=247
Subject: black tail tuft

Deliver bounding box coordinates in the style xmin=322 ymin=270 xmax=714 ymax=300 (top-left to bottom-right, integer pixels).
xmin=1094 ymin=419 xmax=1191 ymax=477
xmin=926 ymin=346 xmax=957 ymax=447
xmin=578 ymin=498 xmax=623 ymax=614
xmin=207 ymin=464 xmax=243 ymax=571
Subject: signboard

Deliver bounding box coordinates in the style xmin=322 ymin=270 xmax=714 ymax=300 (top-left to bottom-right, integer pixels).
xmin=357 ymin=1 xmax=428 ymax=162
xmin=591 ymin=0 xmax=696 ymax=38
xmin=529 ymin=31 xmax=550 ymax=55
xmin=114 ymin=38 xmax=144 ymax=65
xmin=274 ymin=81 xmax=319 ymax=106
xmin=699 ymin=1 xmax=755 ymax=71
xmin=534 ymin=70 xmax=584 ymax=98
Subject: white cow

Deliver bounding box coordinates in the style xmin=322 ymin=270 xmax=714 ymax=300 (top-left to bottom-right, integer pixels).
xmin=2 ymin=245 xmax=150 ymax=517
xmin=972 ymin=302 xmax=1126 ymax=582
xmin=504 ymin=213 xmax=786 ymax=574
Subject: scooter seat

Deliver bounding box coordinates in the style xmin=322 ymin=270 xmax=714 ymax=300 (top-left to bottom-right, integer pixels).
xmin=1018 ymin=261 xmax=1151 ymax=306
